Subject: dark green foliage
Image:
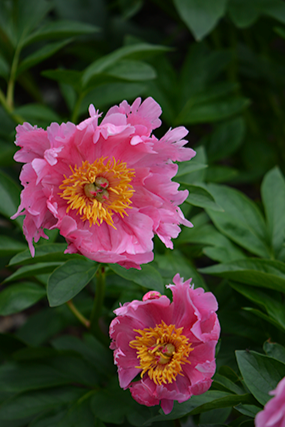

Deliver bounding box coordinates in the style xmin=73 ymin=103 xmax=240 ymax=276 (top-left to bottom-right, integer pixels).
xmin=1 ymin=0 xmax=285 ymax=426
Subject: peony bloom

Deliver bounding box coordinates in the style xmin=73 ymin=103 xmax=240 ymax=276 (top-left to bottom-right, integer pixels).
xmin=12 ymin=97 xmax=195 ymax=268
xmin=255 ymin=377 xmax=285 ymax=427
xmin=109 ymin=274 xmax=220 ymax=414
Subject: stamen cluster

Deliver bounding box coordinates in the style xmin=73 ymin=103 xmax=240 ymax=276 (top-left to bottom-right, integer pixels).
xmin=130 ymin=321 xmax=192 ymax=385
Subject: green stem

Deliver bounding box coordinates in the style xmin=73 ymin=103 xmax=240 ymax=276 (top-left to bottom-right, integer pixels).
xmin=66 ymin=300 xmax=90 ymax=328
xmin=7 ymin=44 xmax=21 ymax=110
xmin=89 ymin=265 xmax=109 ymax=345
xmin=0 ymin=88 xmax=24 ymax=124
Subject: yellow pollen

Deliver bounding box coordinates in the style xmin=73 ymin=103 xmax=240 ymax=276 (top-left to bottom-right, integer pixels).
xmin=59 ymin=157 xmax=135 ymax=228
xmin=129 ymin=320 xmax=193 ymax=385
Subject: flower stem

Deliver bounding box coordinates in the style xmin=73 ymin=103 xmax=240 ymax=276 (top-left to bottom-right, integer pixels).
xmin=66 ymin=300 xmax=90 ymax=328
xmin=0 ymin=88 xmax=24 ymax=124
xmin=7 ymin=45 xmax=21 ymax=110
xmin=89 ymin=265 xmax=109 ymax=345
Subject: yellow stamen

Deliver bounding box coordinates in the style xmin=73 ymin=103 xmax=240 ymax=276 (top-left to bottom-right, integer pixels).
xmin=129 ymin=320 xmax=193 ymax=385
xmin=59 ymin=157 xmax=135 ymax=228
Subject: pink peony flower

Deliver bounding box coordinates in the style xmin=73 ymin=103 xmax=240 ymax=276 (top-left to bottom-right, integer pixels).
xmin=255 ymin=377 xmax=285 ymax=427
xmin=12 ymin=98 xmax=195 ymax=268
xmin=109 ymin=273 xmax=220 ymax=414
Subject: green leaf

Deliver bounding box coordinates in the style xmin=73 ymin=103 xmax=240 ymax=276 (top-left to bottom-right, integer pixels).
xmin=79 ymin=82 xmax=147 ymax=113
xmin=42 ymin=69 xmax=83 ymax=92
xmin=176 ymin=92 xmax=249 ymax=125
xmin=203 ymin=117 xmax=245 ymax=162
xmin=228 ymin=0 xmax=285 ymax=28
xmin=0 ymin=171 xmax=21 ymax=227
xmin=0 ymin=141 xmax=17 ymax=167
xmin=190 ymin=393 xmax=254 ymax=415
xmin=260 ymin=0 xmax=285 ymax=25
xmin=0 ymin=236 xmax=27 ymax=257
xmin=175 ymin=161 xmax=208 ymax=180
xmin=23 ymin=20 xmax=99 ymax=46
xmin=9 ymin=243 xmax=81 ymax=266
xmin=105 ymin=59 xmax=156 ymax=81
xmin=0 ymin=334 xmax=26 ymax=358
xmin=212 ymin=373 xmax=245 ymax=395
xmin=180 ymin=146 xmax=207 ymax=184
xmin=16 ymin=307 xmax=71 ymax=346
xmin=109 ymin=264 xmax=164 ymax=294
xmin=261 ymin=167 xmax=285 ymax=260
xmin=234 ymin=404 xmax=261 ymax=418
xmin=227 ymin=0 xmax=260 ymax=28
xmin=82 ymin=43 xmax=168 ymax=88
xmin=180 ymin=45 xmax=232 ymax=102
xmin=146 ymin=391 xmax=241 ymax=422
xmin=183 ymin=183 xmax=223 ymax=211
xmin=199 ymin=258 xmax=285 ymax=292
xmin=0 ymin=282 xmax=46 ymax=316
xmin=0 ymin=361 xmax=73 ymax=393
xmin=17 ymin=40 xmax=71 ymax=76
xmin=177 ymin=222 xmax=245 ymax=263
xmin=242 ymin=307 xmax=285 ymax=332
xmin=30 ymin=393 xmax=96 ymax=427
xmin=4 ymin=263 xmax=62 ymax=283
xmin=263 ymin=341 xmax=285 ymax=364
xmin=236 ymin=350 xmax=285 ymax=405
xmin=0 ymin=387 xmax=86 ymax=420
xmin=173 ymin=0 xmax=227 ymax=40
xmin=15 ymin=0 xmax=52 ymax=47
xmin=206 ymin=166 xmax=239 ymax=183
xmin=205 ymin=184 xmax=270 ymax=258
xmin=47 ymin=259 xmax=98 ymax=307
xmin=155 ymin=250 xmax=208 ymax=290
xmin=13 ymin=104 xmax=61 ymax=127
xmin=230 ymin=282 xmax=285 ymax=330
xmin=52 ymin=333 xmax=115 ymax=375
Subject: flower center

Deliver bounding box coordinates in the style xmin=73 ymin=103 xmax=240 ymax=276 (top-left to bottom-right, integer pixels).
xmin=59 ymin=157 xmax=135 ymax=228
xmin=129 ymin=320 xmax=193 ymax=385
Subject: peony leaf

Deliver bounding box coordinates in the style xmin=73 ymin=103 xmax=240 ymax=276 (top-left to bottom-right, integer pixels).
xmin=4 ymin=263 xmax=63 ymax=284
xmin=206 ymin=166 xmax=239 ymax=184
xmin=79 ymin=82 xmax=147 ymax=113
xmin=263 ymin=341 xmax=285 ymax=364
xmin=105 ymin=59 xmax=156 ymax=81
xmin=205 ymin=184 xmax=270 ymax=258
xmin=230 ymin=282 xmax=285 ymax=330
xmin=183 ymin=183 xmax=224 ymax=212
xmin=0 ymin=171 xmax=22 ymax=227
xmin=0 ymin=236 xmax=27 ymax=257
xmin=261 ymin=167 xmax=285 ymax=261
xmin=234 ymin=403 xmax=261 ymax=418
xmin=109 ymin=264 xmax=164 ymax=294
xmin=82 ymin=43 xmax=169 ymax=88
xmin=0 ymin=387 xmax=86 ymax=420
xmin=202 ymin=116 xmax=246 ymax=163
xmin=236 ymin=350 xmax=285 ymax=405
xmin=175 ymin=161 xmax=208 ymax=180
xmin=22 ymin=20 xmax=99 ymax=46
xmin=17 ymin=40 xmax=72 ymax=76
xmin=0 ymin=282 xmax=46 ymax=316
xmin=13 ymin=104 xmax=61 ymax=127
xmin=42 ymin=69 xmax=83 ymax=92
xmin=173 ymin=0 xmax=227 ymax=41
xmin=9 ymin=243 xmax=81 ymax=266
xmin=47 ymin=259 xmax=98 ymax=307
xmin=199 ymin=258 xmax=285 ymax=292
